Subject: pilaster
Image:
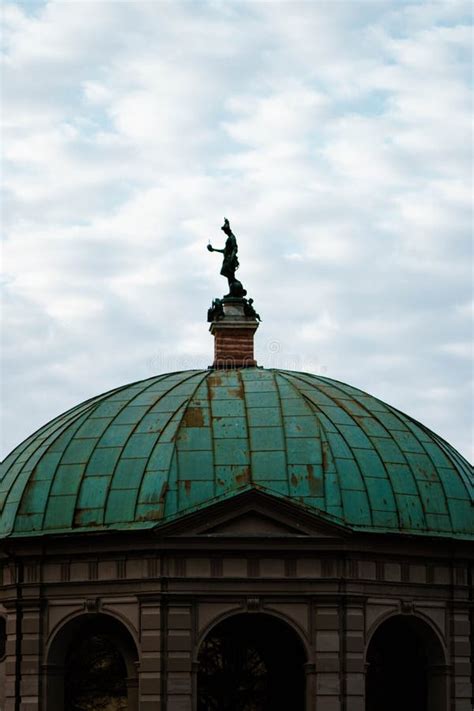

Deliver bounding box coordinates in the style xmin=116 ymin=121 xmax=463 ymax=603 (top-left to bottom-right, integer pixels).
xmin=166 ymin=603 xmax=193 ymax=711
xmin=449 ymin=600 xmax=472 ymax=711
xmin=139 ymin=600 xmax=163 ymax=711
xmin=18 ymin=599 xmax=42 ymax=711
xmin=343 ymin=599 xmax=365 ymax=711
xmin=314 ymin=604 xmax=341 ymax=711
xmin=4 ymin=605 xmax=18 ymax=711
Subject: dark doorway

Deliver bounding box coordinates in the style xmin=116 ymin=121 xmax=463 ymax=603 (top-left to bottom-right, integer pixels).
xmin=65 ymin=620 xmax=128 ymax=711
xmin=197 ymin=613 xmax=306 ymax=711
xmin=46 ymin=613 xmax=138 ymax=711
xmin=366 ymin=615 xmax=446 ymax=711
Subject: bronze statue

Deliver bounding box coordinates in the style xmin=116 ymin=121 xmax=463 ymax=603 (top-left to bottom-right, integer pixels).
xmin=244 ymin=298 xmax=261 ymax=321
xmin=207 ymin=218 xmax=247 ymax=298
xmin=207 ymin=298 xmax=224 ymax=323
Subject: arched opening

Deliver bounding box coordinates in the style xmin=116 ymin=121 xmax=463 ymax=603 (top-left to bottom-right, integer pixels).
xmin=45 ymin=613 xmax=139 ymax=711
xmin=197 ymin=613 xmax=307 ymax=711
xmin=366 ymin=615 xmax=447 ymax=711
xmin=65 ymin=624 xmax=128 ymax=711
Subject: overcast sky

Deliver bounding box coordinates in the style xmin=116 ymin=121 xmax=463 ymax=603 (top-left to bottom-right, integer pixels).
xmin=2 ymin=0 xmax=472 ymax=462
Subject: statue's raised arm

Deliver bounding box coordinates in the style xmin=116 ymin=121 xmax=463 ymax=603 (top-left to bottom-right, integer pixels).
xmin=207 ymin=218 xmax=247 ymax=298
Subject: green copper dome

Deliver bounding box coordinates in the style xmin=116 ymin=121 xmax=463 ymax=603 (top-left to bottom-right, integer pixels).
xmin=1 ymin=368 xmax=472 ymax=539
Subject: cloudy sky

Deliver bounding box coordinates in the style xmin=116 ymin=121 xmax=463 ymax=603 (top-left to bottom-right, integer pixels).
xmin=2 ymin=0 xmax=472 ymax=461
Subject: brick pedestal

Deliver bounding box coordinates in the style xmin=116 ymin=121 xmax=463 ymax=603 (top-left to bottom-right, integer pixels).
xmin=209 ymin=297 xmax=259 ymax=368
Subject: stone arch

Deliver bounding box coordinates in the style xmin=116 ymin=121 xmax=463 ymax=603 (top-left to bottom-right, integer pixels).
xmin=44 ymin=612 xmax=139 ymax=711
xmin=366 ymin=607 xmax=446 ymax=651
xmin=47 ymin=605 xmax=139 ymax=653
xmin=195 ymin=610 xmax=309 ymax=711
xmin=365 ymin=612 xmax=448 ymax=711
xmin=195 ymin=606 xmax=311 ymax=662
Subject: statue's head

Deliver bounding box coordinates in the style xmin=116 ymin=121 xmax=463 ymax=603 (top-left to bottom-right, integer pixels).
xmin=221 ymin=218 xmax=231 ymax=236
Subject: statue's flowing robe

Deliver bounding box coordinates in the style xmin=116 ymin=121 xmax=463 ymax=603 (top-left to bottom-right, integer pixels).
xmin=220 ymin=235 xmax=239 ymax=280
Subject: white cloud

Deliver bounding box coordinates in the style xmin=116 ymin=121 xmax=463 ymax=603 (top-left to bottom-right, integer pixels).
xmin=1 ymin=0 xmax=472 ymax=462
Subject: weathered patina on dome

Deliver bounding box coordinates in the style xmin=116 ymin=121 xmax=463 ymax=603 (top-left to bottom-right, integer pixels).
xmin=1 ymin=369 xmax=472 ymax=539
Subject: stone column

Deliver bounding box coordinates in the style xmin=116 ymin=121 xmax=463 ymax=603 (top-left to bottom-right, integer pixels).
xmin=449 ymin=604 xmax=472 ymax=711
xmin=139 ymin=600 xmax=163 ymax=711
xmin=166 ymin=604 xmax=193 ymax=711
xmin=0 ymin=654 xmax=6 ymax=711
xmin=42 ymin=663 xmax=64 ymax=711
xmin=314 ymin=604 xmax=341 ymax=711
xmin=343 ymin=601 xmax=365 ymax=711
xmin=191 ymin=661 xmax=199 ymax=711
xmin=18 ymin=600 xmax=42 ymax=711
xmin=304 ymin=662 xmax=317 ymax=711
xmin=127 ymin=662 xmax=140 ymax=711
xmin=3 ymin=603 xmax=18 ymax=711
xmin=427 ymin=664 xmax=451 ymax=711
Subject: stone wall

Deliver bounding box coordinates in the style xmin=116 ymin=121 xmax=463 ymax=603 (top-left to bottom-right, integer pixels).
xmin=0 ymin=535 xmax=472 ymax=711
